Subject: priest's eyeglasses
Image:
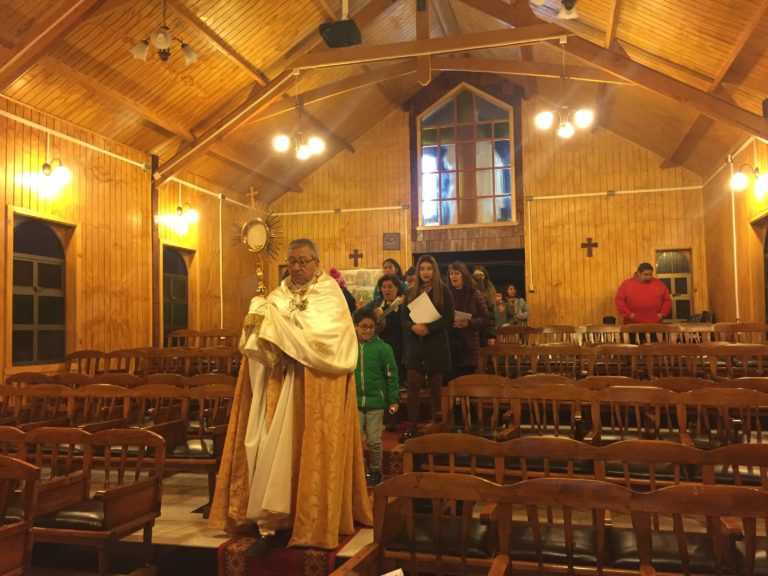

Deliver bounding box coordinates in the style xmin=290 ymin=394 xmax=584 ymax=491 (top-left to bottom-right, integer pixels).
xmin=285 ymin=257 xmax=316 ymax=268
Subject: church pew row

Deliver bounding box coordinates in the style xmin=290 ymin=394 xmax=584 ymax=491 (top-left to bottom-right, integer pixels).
xmin=403 ymin=433 xmax=768 ymax=490
xmin=436 ymin=376 xmax=768 ymax=446
xmin=0 ymin=427 xmax=164 ymax=576
xmin=478 ymin=341 xmax=768 ymax=380
xmin=63 ymin=346 xmax=240 ymax=377
xmin=496 ymin=322 xmax=768 ymax=346
xmin=333 ymin=472 xmax=768 ymax=576
xmin=0 ymin=381 xmax=234 ymax=514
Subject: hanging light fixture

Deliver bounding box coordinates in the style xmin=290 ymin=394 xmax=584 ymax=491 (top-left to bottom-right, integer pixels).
xmin=272 ymin=73 xmax=325 ymax=161
xmin=131 ymin=0 xmax=198 ymax=65
xmin=534 ymin=37 xmax=593 ymax=139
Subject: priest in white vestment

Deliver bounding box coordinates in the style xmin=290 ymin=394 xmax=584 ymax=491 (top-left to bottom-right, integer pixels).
xmin=209 ymin=238 xmax=372 ymax=549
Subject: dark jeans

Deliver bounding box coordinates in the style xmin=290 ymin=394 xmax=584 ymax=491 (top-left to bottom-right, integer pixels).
xmin=406 ymin=369 xmax=443 ymax=428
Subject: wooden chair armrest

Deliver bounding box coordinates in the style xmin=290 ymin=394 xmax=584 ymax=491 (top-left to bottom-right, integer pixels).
xmin=478 ymin=502 xmax=498 ymax=523
xmin=37 ymin=474 xmax=88 ymax=516
xmin=497 ymin=426 xmax=519 ymax=441
xmin=329 ymin=542 xmax=380 ymax=576
xmin=79 ymin=418 xmax=128 ymax=433
xmin=95 ymin=477 xmax=161 ymax=527
xmin=143 ymin=419 xmax=187 ymax=451
xmin=679 ymin=432 xmax=694 ymax=446
xmin=720 ymin=516 xmax=744 ymax=535
xmin=487 ymin=554 xmax=510 ymax=576
xmin=19 ymin=417 xmax=71 ymax=431
xmin=640 ymin=565 xmax=657 ymax=576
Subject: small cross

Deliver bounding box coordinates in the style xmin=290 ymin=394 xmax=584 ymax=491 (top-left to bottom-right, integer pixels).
xmin=581 ymin=237 xmax=598 ymax=257
xmin=348 ymin=248 xmax=364 ymax=267
xmin=247 ymin=186 xmax=259 ymax=208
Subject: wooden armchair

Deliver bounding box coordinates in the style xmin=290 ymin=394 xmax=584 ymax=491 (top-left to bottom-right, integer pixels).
xmin=641 ymin=343 xmax=708 ymax=378
xmin=675 ymin=387 xmax=768 ymax=448
xmin=0 ymin=454 xmax=40 ymax=576
xmin=167 ymin=329 xmax=201 ymax=348
xmin=67 ymin=384 xmax=131 ymax=432
xmin=583 ymin=344 xmax=642 ymax=377
xmin=403 ymin=432 xmax=504 ymax=481
xmin=64 ymin=350 xmax=105 ymax=375
xmin=712 ymin=322 xmax=768 ymax=344
xmin=506 ymin=383 xmax=596 ymax=441
xmin=591 ymin=386 xmax=679 ymax=445
xmin=31 ymin=428 xmax=165 ymax=576
xmin=631 ymin=484 xmax=768 ymax=576
xmin=440 ymin=374 xmax=509 ymax=438
xmin=332 ymin=472 xmax=507 ymax=576
xmin=534 ymin=342 xmax=583 ymax=378
xmin=15 ymin=384 xmax=72 ymax=430
xmin=4 ymin=372 xmax=52 ymax=387
xmin=198 ymin=329 xmax=239 ymax=348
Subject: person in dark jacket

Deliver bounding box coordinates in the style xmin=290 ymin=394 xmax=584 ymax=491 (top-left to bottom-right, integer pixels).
xmin=353 ymin=308 xmax=400 ymax=485
xmin=447 ymin=261 xmax=489 ymax=380
xmin=329 ymin=267 xmax=357 ymax=314
xmin=399 ymin=254 xmax=454 ymax=442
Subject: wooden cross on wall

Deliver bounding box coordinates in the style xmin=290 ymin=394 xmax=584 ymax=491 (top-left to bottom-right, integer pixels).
xmin=348 ymin=248 xmax=364 ymax=267
xmin=581 ymin=237 xmax=598 ymax=257
xmin=247 ymin=186 xmax=259 ymax=208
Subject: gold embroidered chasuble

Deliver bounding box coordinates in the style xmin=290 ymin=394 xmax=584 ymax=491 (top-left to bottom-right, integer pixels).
xmin=208 ymin=271 xmax=372 ymax=549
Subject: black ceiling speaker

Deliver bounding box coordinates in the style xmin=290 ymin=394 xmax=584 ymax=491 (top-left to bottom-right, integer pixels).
xmin=319 ymin=19 xmax=362 ymax=48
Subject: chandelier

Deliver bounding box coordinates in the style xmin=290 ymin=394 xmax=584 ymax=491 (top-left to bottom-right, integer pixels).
xmin=131 ymin=0 xmax=198 ymax=65
xmin=272 ymin=74 xmax=325 ymax=161
xmin=534 ymin=37 xmax=594 ymax=138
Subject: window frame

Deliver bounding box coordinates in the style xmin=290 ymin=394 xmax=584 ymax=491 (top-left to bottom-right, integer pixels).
xmin=416 ymin=82 xmax=518 ymax=230
xmin=8 ymin=211 xmax=75 ymax=367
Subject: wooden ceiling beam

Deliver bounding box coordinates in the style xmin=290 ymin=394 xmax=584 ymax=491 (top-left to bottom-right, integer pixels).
xmin=604 ymin=0 xmax=623 ymax=48
xmin=432 ymin=56 xmax=626 ymax=83
xmin=165 ymin=0 xmax=400 ymax=185
xmin=156 ymin=70 xmax=294 ymax=184
xmin=462 ymin=0 xmax=768 ymax=141
xmin=314 ymin=0 xmax=337 ymax=19
xmin=0 ymin=0 xmax=107 ymax=91
xmin=709 ymin=0 xmax=768 ymax=90
xmin=249 ymin=61 xmax=416 ymax=124
xmin=209 ymin=144 xmax=301 ymax=193
xmin=41 ymin=56 xmax=194 ymax=140
xmin=416 ymin=0 xmax=432 ymax=86
xmin=301 ymin=110 xmax=355 ymax=153
xmin=432 ymin=0 xmax=462 ymax=36
xmin=665 ymin=2 xmax=768 ymax=168
xmin=565 ymin=37 xmax=768 ymax=139
xmin=291 ymin=23 xmax=567 ymax=70
xmin=165 ymin=0 xmax=269 ymax=85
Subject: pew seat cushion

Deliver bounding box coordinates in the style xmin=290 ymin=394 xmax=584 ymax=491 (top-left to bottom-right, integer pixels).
xmin=386 ymin=515 xmax=495 ymax=559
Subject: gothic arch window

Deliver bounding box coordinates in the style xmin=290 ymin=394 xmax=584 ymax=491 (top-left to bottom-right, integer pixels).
xmin=163 ymin=246 xmax=189 ymax=346
xmin=13 ymin=220 xmax=66 ymax=365
xmin=418 ymin=84 xmax=516 ymax=227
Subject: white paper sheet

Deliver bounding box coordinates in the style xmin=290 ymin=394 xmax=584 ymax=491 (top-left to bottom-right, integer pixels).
xmin=454 ymin=310 xmax=472 ymax=321
xmin=407 ymin=290 xmax=442 ymax=324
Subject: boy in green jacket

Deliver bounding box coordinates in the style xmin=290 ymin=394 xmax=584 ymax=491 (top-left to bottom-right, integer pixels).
xmin=353 ymin=308 xmax=400 ymax=486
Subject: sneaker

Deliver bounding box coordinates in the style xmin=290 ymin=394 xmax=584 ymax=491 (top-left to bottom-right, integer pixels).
xmin=368 ymin=471 xmax=382 ymax=486
xmin=398 ymin=428 xmax=417 ymax=444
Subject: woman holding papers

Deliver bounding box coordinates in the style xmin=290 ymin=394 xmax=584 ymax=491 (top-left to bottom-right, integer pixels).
xmin=399 ymin=254 xmax=454 ymax=443
xmin=447 ymin=262 xmax=489 ymax=380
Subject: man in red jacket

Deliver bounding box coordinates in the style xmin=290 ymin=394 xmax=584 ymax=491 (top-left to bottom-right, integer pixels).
xmin=615 ymin=262 xmax=672 ymax=324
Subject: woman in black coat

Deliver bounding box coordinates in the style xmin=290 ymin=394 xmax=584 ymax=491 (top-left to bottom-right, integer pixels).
xmin=400 ymin=254 xmax=454 ymax=441
xmin=447 ymin=261 xmax=489 ymax=380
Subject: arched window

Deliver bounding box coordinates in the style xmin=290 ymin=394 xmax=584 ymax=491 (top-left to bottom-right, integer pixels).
xmin=418 ymin=85 xmax=515 ymax=227
xmin=163 ymin=247 xmax=189 ymax=346
xmin=13 ymin=220 xmax=66 ymax=364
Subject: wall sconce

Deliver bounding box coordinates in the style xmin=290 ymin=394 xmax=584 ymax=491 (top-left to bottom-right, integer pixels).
xmin=155 ymin=202 xmax=199 ymax=235
xmin=730 ymin=164 xmax=768 ymax=198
